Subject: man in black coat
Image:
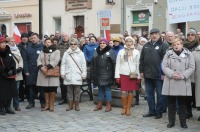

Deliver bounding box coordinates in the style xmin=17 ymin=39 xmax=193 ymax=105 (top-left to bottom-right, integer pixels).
xmin=139 ymin=28 xmax=169 ymax=119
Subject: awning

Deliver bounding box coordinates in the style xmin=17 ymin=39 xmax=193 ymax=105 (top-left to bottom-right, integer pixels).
xmin=131 ymin=23 xmax=149 ymax=27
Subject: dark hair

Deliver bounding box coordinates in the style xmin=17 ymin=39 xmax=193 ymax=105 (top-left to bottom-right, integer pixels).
xmin=31 ymin=33 xmax=39 ymax=38
xmin=44 ymin=37 xmax=52 ymax=42
xmin=89 ymin=36 xmax=97 ymax=42
xmin=52 ymin=37 xmax=59 ymax=42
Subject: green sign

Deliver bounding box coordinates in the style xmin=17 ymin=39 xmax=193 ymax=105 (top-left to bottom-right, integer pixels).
xmin=133 ymin=10 xmax=149 ymax=24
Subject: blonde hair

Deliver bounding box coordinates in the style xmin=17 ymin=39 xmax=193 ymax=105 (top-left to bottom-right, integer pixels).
xmin=172 ymin=38 xmax=183 ymax=46
xmin=7 ymin=37 xmax=15 ymax=42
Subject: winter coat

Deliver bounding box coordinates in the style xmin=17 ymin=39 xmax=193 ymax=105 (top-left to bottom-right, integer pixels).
xmin=115 ymin=46 xmax=140 ymax=79
xmin=139 ymin=38 xmax=169 ymax=79
xmin=17 ymin=42 xmax=30 ymax=61
xmin=57 ymin=41 xmax=70 ymax=59
xmin=112 ymin=45 xmax=124 ymax=55
xmin=61 ymin=47 xmax=86 ymax=85
xmin=0 ymin=45 xmax=18 ymax=100
xmin=162 ymin=48 xmax=195 ymax=96
xmin=83 ymin=43 xmax=98 ymax=63
xmin=192 ymin=46 xmax=200 ymax=106
xmin=36 ymin=45 xmax=60 ymax=87
xmin=24 ymin=42 xmax=43 ymax=85
xmin=11 ymin=49 xmax=23 ymax=81
xmin=91 ymin=46 xmax=116 ymax=86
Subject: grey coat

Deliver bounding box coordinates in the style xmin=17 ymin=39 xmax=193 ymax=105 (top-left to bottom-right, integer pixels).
xmin=162 ymin=48 xmax=195 ymax=96
xmin=192 ymin=46 xmax=200 ymax=106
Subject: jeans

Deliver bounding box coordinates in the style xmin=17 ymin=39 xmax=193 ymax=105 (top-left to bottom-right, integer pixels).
xmin=29 ymin=85 xmax=45 ymax=105
xmin=145 ymin=78 xmax=165 ymax=115
xmin=98 ymin=85 xmax=112 ymax=102
xmin=13 ymin=81 xmax=20 ymax=108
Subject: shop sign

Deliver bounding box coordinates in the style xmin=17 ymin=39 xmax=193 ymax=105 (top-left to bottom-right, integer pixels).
xmin=133 ymin=10 xmax=149 ymax=24
xmin=65 ymin=0 xmax=92 ymax=10
xmin=14 ymin=13 xmax=32 ymax=18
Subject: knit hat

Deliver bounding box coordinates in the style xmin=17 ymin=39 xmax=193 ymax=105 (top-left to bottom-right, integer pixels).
xmin=125 ymin=36 xmax=135 ymax=44
xmin=99 ymin=38 xmax=109 ymax=45
xmin=21 ymin=33 xmax=28 ymax=39
xmin=0 ymin=37 xmax=6 ymax=43
xmin=187 ymin=28 xmax=197 ymax=35
xmin=139 ymin=37 xmax=148 ymax=43
xmin=113 ymin=37 xmax=121 ymax=42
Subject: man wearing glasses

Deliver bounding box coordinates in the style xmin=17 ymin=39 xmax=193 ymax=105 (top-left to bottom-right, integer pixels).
xmin=183 ymin=28 xmax=198 ymax=119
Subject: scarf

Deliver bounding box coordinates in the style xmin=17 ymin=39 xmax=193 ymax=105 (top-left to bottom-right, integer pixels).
xmin=8 ymin=44 xmax=19 ymax=51
xmin=124 ymin=47 xmax=134 ymax=62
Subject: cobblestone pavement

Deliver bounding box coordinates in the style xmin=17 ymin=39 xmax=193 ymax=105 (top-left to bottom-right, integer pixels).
xmin=0 ymin=93 xmax=200 ymax=132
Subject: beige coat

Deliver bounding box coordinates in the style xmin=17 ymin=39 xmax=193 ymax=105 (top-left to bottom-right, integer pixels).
xmin=162 ymin=48 xmax=195 ymax=96
xmin=11 ymin=50 xmax=23 ymax=81
xmin=60 ymin=48 xmax=86 ymax=85
xmin=192 ymin=46 xmax=200 ymax=106
xmin=36 ymin=50 xmax=60 ymax=87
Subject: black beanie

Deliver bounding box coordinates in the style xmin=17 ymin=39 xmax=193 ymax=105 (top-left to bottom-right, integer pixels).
xmin=28 ymin=31 xmax=34 ymax=37
xmin=21 ymin=33 xmax=28 ymax=39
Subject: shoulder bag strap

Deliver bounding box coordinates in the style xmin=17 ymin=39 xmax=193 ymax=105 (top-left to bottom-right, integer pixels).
xmin=69 ymin=54 xmax=82 ymax=73
xmin=0 ymin=57 xmax=5 ymax=68
xmin=10 ymin=52 xmax=19 ymax=64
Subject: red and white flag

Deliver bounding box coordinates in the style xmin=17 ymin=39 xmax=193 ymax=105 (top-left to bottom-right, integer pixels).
xmin=104 ymin=30 xmax=111 ymax=41
xmin=13 ymin=26 xmax=21 ymax=44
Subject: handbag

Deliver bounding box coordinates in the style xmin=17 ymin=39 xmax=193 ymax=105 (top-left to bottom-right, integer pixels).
xmin=128 ymin=59 xmax=138 ymax=80
xmin=0 ymin=56 xmax=16 ymax=79
xmin=44 ymin=53 xmax=60 ymax=77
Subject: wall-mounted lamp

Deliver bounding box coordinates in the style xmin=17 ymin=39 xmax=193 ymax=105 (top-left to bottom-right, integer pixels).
xmin=107 ymin=0 xmax=115 ymax=5
xmin=154 ymin=0 xmax=158 ymax=4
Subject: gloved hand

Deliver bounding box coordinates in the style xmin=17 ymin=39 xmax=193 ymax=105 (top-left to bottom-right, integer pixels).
xmin=136 ymin=79 xmax=141 ymax=84
xmin=115 ymin=78 xmax=120 ymax=84
xmin=16 ymin=67 xmax=23 ymax=73
xmin=7 ymin=70 xmax=13 ymax=76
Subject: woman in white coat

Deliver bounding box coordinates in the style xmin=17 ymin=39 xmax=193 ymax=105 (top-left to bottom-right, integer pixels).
xmin=61 ymin=38 xmax=86 ymax=111
xmin=162 ymin=38 xmax=195 ymax=128
xmin=115 ymin=37 xmax=140 ymax=116
xmin=7 ymin=37 xmax=23 ymax=111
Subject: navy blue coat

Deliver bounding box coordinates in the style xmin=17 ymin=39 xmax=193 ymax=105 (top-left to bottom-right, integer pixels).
xmin=24 ymin=42 xmax=43 ymax=85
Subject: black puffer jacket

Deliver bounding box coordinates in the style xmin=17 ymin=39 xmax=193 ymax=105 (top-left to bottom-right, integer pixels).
xmin=139 ymin=37 xmax=169 ymax=79
xmin=91 ymin=46 xmax=116 ymax=86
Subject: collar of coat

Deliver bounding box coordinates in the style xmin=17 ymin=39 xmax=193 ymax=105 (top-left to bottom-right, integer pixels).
xmin=43 ymin=45 xmax=57 ymax=53
xmin=66 ymin=47 xmax=81 ymax=54
xmin=149 ymin=37 xmax=163 ymax=46
xmin=166 ymin=47 xmax=190 ymax=58
xmin=96 ymin=45 xmax=111 ymax=55
xmin=194 ymin=45 xmax=200 ymax=51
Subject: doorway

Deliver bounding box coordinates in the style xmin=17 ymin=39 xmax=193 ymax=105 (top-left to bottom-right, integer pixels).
xmin=74 ymin=16 xmax=84 ymax=38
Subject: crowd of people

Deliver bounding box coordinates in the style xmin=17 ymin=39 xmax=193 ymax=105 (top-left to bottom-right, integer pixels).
xmin=0 ymin=27 xmax=200 ymax=129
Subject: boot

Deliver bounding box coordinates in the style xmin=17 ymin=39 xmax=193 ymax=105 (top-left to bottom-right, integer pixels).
xmin=179 ymin=104 xmax=188 ymax=128
xmin=105 ymin=101 xmax=112 ymax=112
xmin=41 ymin=93 xmax=49 ymax=111
xmin=49 ymin=92 xmax=55 ymax=112
xmin=5 ymin=100 xmax=15 ymax=114
xmin=93 ymin=101 xmax=102 ymax=111
xmin=126 ymin=94 xmax=133 ymax=116
xmin=0 ymin=108 xmax=6 ymax=115
xmin=121 ymin=96 xmax=127 ymax=115
xmin=75 ymin=101 xmax=80 ymax=111
xmin=66 ymin=101 xmax=73 ymax=111
xmin=167 ymin=103 xmax=176 ymax=128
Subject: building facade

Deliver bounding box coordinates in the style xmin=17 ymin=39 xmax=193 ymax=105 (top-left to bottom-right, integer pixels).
xmin=0 ymin=0 xmax=39 ymax=37
xmin=42 ymin=0 xmax=121 ymax=38
xmin=124 ymin=0 xmax=200 ymax=36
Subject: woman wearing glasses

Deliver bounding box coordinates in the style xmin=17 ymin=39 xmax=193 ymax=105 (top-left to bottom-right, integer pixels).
xmin=61 ymin=38 xmax=86 ymax=111
xmin=115 ymin=37 xmax=140 ymax=116
xmin=92 ymin=38 xmax=116 ymax=112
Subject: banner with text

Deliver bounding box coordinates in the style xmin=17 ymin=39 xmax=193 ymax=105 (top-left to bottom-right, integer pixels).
xmin=167 ymin=0 xmax=200 ymax=24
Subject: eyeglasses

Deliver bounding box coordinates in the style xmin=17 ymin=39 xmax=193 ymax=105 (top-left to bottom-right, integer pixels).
xmin=187 ymin=34 xmax=195 ymax=36
xmin=70 ymin=43 xmax=77 ymax=46
xmin=99 ymin=42 xmax=106 ymax=44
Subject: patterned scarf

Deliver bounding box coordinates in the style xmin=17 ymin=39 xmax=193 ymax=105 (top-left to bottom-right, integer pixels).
xmin=124 ymin=47 xmax=134 ymax=62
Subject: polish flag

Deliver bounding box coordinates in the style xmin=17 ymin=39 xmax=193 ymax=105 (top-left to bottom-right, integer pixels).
xmin=13 ymin=26 xmax=21 ymax=44
xmin=104 ymin=30 xmax=111 ymax=41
